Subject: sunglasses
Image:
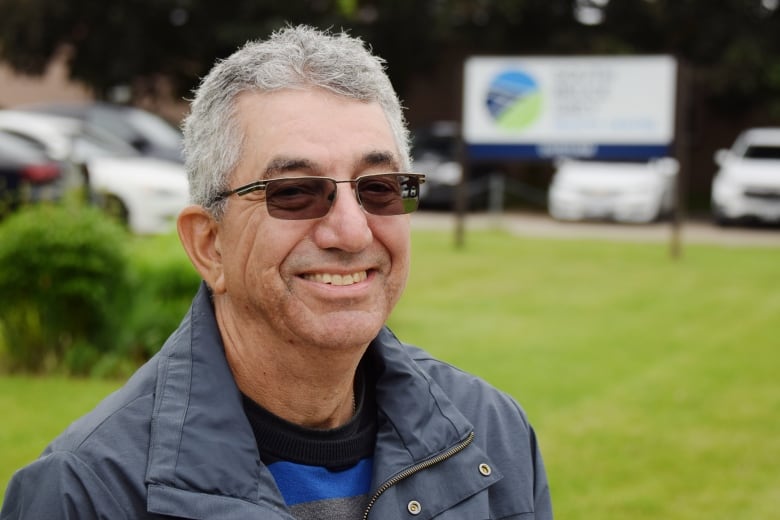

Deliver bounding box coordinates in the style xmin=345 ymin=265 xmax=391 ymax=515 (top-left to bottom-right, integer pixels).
xmin=212 ymin=172 xmax=426 ymax=220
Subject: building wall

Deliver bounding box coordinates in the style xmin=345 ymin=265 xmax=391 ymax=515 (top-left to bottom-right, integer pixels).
xmin=0 ymin=51 xmax=92 ymax=109
xmin=0 ymin=51 xmax=188 ymax=126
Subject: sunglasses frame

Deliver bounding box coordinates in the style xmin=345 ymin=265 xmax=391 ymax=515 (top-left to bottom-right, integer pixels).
xmin=211 ymin=172 xmax=426 ymax=219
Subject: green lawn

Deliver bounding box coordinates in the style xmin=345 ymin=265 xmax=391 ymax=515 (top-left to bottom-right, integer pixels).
xmin=0 ymin=376 xmax=123 ymax=500
xmin=2 ymin=228 xmax=779 ymax=518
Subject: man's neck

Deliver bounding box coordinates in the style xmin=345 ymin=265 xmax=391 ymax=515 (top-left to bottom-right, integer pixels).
xmin=218 ymin=320 xmax=367 ymax=429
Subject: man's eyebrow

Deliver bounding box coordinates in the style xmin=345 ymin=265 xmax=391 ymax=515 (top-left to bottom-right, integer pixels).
xmin=361 ymin=150 xmax=400 ymax=171
xmin=261 ymin=151 xmax=400 ymax=179
xmin=263 ymin=157 xmax=317 ymax=178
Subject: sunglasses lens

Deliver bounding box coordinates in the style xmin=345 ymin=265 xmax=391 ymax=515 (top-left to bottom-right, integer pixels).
xmin=265 ymin=178 xmax=335 ymax=220
xmin=357 ymin=174 xmax=421 ymax=216
xmin=262 ymin=174 xmax=422 ymax=220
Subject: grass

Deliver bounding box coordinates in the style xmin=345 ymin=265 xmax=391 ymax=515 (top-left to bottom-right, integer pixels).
xmin=391 ymin=230 xmax=780 ymax=519
xmin=0 ymin=376 xmax=123 ymax=497
xmin=2 ymin=228 xmax=779 ymax=518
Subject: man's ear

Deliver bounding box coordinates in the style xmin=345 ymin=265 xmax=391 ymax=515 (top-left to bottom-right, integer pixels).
xmin=177 ymin=205 xmax=226 ymax=294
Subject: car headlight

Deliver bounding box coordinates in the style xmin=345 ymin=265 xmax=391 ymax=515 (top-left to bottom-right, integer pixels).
xmin=713 ymin=173 xmax=741 ymax=197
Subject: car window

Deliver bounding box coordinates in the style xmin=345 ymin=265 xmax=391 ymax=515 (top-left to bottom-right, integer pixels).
xmin=90 ymin=106 xmax=182 ymax=148
xmin=89 ymin=108 xmax=136 ymax=142
xmin=123 ymin=109 xmax=182 ymax=147
xmin=71 ymin=133 xmax=139 ymax=161
xmin=0 ymin=130 xmax=51 ymax=162
xmin=743 ymin=145 xmax=780 ymax=160
xmin=411 ymin=122 xmax=459 ymax=160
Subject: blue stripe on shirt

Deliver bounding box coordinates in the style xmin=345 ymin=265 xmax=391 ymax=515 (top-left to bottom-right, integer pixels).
xmin=267 ymin=457 xmax=373 ymax=506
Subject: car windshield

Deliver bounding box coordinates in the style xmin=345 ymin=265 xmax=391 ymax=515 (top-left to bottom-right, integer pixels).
xmin=411 ymin=122 xmax=459 ymax=160
xmin=0 ymin=131 xmax=50 ymax=162
xmin=123 ymin=109 xmax=182 ymax=147
xmin=69 ymin=130 xmax=140 ymax=162
xmin=743 ymin=145 xmax=780 ymax=160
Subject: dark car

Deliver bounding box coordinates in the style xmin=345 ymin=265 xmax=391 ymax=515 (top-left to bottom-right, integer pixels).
xmin=18 ymin=101 xmax=184 ymax=163
xmin=411 ymin=121 xmax=498 ymax=210
xmin=0 ymin=130 xmax=63 ymax=216
xmin=411 ymin=122 xmax=463 ymax=209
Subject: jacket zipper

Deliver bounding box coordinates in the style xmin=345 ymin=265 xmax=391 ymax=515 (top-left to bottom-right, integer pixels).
xmin=362 ymin=431 xmax=475 ymax=519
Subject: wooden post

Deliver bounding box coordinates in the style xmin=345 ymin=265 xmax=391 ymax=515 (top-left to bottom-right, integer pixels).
xmin=671 ymin=59 xmax=690 ymax=260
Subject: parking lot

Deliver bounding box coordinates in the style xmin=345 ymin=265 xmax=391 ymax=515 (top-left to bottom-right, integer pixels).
xmin=412 ymin=211 xmax=780 ymax=248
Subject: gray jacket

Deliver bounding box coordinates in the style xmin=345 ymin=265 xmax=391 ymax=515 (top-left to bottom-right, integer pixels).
xmin=1 ymin=284 xmax=552 ymax=519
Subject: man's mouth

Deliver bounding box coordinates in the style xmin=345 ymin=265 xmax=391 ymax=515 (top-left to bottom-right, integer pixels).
xmin=303 ymin=271 xmax=368 ymax=286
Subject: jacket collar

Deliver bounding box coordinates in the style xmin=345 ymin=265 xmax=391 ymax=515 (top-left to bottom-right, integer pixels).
xmin=145 ymin=283 xmax=284 ymax=515
xmin=368 ymin=327 xmax=475 ymax=483
xmin=145 ymin=282 xmax=479 ymax=514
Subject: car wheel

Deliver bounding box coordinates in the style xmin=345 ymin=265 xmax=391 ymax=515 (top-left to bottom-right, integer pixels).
xmin=102 ymin=194 xmax=129 ymax=228
xmin=713 ymin=208 xmax=733 ymax=227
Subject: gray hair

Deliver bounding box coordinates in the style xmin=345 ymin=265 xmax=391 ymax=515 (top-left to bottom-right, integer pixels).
xmin=182 ymin=25 xmax=411 ymax=217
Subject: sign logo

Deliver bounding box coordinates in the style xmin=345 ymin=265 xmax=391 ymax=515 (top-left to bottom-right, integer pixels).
xmin=485 ymin=70 xmax=542 ymax=131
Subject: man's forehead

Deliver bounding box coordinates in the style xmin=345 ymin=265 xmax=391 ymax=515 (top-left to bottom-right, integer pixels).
xmin=233 ymin=89 xmax=401 ymax=176
xmin=259 ymin=150 xmax=401 ymax=179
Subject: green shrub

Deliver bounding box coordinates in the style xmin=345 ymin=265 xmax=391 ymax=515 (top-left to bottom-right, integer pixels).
xmin=0 ymin=205 xmax=130 ymax=374
xmin=0 ymin=205 xmax=202 ymax=377
xmin=116 ymin=249 xmax=201 ymax=367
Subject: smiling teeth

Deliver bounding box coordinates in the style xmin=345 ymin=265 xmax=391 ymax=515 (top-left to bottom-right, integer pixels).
xmin=305 ymin=271 xmax=368 ymax=286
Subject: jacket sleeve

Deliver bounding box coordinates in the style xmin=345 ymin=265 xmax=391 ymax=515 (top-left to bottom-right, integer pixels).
xmin=530 ymin=425 xmax=554 ymax=519
xmin=1 ymin=451 xmax=127 ymax=520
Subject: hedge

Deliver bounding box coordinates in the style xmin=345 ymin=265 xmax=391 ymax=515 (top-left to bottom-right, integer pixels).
xmin=0 ymin=204 xmax=200 ymax=376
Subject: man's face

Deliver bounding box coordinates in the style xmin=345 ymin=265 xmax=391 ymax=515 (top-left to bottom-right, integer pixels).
xmin=211 ymin=88 xmax=411 ymax=352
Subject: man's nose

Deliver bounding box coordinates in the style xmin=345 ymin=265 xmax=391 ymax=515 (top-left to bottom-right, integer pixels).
xmin=312 ymin=183 xmax=373 ymax=252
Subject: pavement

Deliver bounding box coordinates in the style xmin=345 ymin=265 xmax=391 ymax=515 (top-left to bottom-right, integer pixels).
xmin=411 ymin=211 xmax=780 ymax=248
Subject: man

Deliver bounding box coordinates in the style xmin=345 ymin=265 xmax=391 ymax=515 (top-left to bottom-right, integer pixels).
xmin=1 ymin=25 xmax=552 ymax=519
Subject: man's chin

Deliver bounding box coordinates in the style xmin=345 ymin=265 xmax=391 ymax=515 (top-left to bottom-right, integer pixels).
xmin=300 ymin=310 xmax=385 ymax=350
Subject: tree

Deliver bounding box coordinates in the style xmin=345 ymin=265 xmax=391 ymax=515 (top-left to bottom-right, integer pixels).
xmin=0 ymin=0 xmax=355 ymax=99
xmin=3 ymin=0 xmax=779 ymax=117
xmin=2 ymin=0 xmax=779 ymax=201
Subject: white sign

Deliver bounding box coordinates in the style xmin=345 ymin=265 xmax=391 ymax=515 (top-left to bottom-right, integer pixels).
xmin=462 ymin=55 xmax=677 ymax=159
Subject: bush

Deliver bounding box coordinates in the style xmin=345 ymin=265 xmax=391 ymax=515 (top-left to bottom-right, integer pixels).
xmin=0 ymin=204 xmax=202 ymax=377
xmin=0 ymin=204 xmax=130 ymax=374
xmin=115 ymin=248 xmax=201 ymax=369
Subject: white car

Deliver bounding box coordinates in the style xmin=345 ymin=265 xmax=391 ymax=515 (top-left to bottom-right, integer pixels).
xmin=711 ymin=127 xmax=780 ymax=225
xmin=548 ymin=158 xmax=678 ymax=223
xmin=0 ymin=110 xmax=189 ymax=234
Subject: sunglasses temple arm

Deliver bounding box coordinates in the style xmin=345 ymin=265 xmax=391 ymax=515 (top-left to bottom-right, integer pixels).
xmin=234 ymin=181 xmax=267 ymax=196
